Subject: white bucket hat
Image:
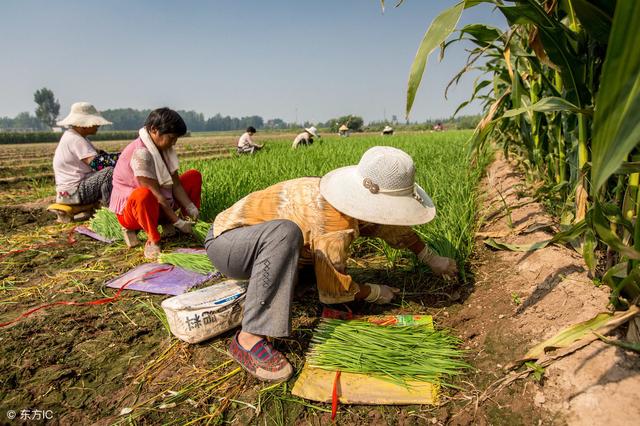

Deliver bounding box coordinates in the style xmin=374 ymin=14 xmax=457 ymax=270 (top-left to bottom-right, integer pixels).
xmin=320 ymin=146 xmax=435 ymax=226
xmin=57 ymin=102 xmax=112 ymax=127
xmin=383 ymin=125 xmax=393 ymax=132
xmin=305 ymin=126 xmax=319 ymax=137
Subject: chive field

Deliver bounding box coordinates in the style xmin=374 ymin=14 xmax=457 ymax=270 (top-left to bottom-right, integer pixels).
xmin=182 ymin=130 xmax=488 ymax=265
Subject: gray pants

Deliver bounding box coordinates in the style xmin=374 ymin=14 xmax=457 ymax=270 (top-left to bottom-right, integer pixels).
xmin=78 ymin=167 xmax=114 ymax=205
xmin=204 ymin=220 xmax=303 ymax=337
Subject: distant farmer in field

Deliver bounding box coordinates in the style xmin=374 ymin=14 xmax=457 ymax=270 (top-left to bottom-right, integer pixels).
xmin=204 ymin=146 xmax=458 ymax=381
xmin=53 ymin=102 xmax=119 ymax=205
xmin=382 ymin=125 xmax=394 ymax=136
xmin=109 ymin=108 xmax=202 ymax=259
xmin=338 ymin=124 xmax=350 ymax=137
xmin=237 ymin=126 xmax=263 ymax=154
xmin=291 ymin=126 xmax=319 ymax=149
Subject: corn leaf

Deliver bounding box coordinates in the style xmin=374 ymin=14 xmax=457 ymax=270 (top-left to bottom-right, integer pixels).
xmin=614 ymin=161 xmax=640 ymax=175
xmin=483 ymin=220 xmax=586 ymax=252
xmin=501 ymin=97 xmax=586 ymax=118
xmin=406 ymin=1 xmax=466 ymax=118
xmin=522 ymin=307 xmax=640 ymax=361
xmin=592 ymin=202 xmax=640 ymax=259
xmin=571 ymin=0 xmax=615 ymax=44
xmin=590 ymin=0 xmax=640 ymax=193
xmin=583 ymin=229 xmax=597 ymax=274
xmin=498 ymin=0 xmax=588 ymax=107
xmin=594 ymin=332 xmax=640 ymax=354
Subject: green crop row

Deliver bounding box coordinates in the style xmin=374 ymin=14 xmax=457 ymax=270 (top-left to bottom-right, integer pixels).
xmin=181 ymin=131 xmax=489 ymax=266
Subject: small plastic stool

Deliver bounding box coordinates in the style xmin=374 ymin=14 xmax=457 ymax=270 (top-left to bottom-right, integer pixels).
xmin=47 ymin=203 xmax=98 ymax=223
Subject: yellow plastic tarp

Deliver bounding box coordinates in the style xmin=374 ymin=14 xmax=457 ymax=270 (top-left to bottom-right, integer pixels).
xmin=291 ymin=314 xmax=440 ymax=405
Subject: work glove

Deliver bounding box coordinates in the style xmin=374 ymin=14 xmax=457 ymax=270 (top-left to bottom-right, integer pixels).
xmin=185 ymin=203 xmax=199 ymax=220
xmin=418 ymin=246 xmax=458 ymax=279
xmin=173 ymin=218 xmax=193 ymax=234
xmin=364 ymin=283 xmax=400 ymax=304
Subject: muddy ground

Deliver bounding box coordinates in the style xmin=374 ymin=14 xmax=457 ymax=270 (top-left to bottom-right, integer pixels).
xmin=1 ymin=153 xmax=638 ymax=425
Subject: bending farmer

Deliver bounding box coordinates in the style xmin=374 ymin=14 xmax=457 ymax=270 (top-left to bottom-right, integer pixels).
xmin=53 ymin=102 xmax=119 ymax=205
xmin=291 ymin=126 xmax=319 ymax=149
xmin=109 ymin=108 xmax=202 ymax=259
xmin=204 ymin=146 xmax=457 ymax=382
xmin=237 ymin=126 xmax=263 ymax=154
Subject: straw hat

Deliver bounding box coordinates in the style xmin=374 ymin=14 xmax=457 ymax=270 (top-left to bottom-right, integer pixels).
xmin=339 ymin=124 xmax=349 ymax=132
xmin=57 ymin=102 xmax=112 ymax=127
xmin=304 ymin=126 xmax=319 ymax=137
xmin=320 ymin=146 xmax=435 ymax=226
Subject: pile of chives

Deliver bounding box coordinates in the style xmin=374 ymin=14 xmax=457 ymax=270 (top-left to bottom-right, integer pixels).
xmin=89 ymin=207 xmax=123 ymax=241
xmin=192 ymin=221 xmax=211 ymax=243
xmin=307 ymin=319 xmax=468 ymax=387
xmin=157 ymin=252 xmax=216 ymax=275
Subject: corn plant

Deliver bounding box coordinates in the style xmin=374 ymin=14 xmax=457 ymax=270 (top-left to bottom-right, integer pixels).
xmin=406 ymin=0 xmax=640 ymax=306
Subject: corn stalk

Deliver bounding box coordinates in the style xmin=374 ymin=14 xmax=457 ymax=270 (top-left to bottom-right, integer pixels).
xmin=405 ymin=0 xmax=640 ymax=307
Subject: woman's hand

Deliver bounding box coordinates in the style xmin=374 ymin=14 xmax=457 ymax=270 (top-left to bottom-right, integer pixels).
xmin=364 ymin=283 xmax=400 ymax=304
xmin=173 ymin=218 xmax=193 ymax=234
xmin=185 ymin=203 xmax=199 ymax=220
xmin=417 ymin=247 xmax=458 ymax=279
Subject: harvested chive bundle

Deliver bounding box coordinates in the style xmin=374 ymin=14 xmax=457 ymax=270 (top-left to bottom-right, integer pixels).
xmin=157 ymin=252 xmax=216 ymax=275
xmin=192 ymin=221 xmax=211 ymax=243
xmin=307 ymin=319 xmax=468 ymax=387
xmin=89 ymin=207 xmax=123 ymax=240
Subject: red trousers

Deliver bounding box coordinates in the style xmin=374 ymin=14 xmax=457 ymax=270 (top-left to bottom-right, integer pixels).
xmin=117 ymin=169 xmax=202 ymax=243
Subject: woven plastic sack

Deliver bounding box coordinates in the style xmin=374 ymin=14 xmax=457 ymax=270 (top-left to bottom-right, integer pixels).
xmin=161 ymin=279 xmax=248 ymax=343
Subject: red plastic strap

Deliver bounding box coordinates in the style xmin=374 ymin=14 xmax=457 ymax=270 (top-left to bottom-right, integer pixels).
xmin=0 ymin=265 xmax=173 ymax=328
xmin=331 ymin=370 xmax=341 ymax=421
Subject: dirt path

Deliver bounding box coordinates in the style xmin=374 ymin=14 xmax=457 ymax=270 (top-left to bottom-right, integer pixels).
xmin=443 ymin=153 xmax=640 ymax=425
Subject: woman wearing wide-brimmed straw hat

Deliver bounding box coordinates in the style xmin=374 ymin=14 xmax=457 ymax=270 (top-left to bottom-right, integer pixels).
xmin=291 ymin=126 xmax=320 ymax=149
xmin=53 ymin=102 xmax=120 ymax=205
xmin=203 ymin=146 xmax=457 ymax=382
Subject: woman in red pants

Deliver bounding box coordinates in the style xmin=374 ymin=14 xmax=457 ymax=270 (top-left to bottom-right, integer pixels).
xmin=109 ymin=108 xmax=202 ymax=259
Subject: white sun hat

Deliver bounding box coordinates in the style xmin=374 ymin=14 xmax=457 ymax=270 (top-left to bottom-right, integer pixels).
xmin=320 ymin=146 xmax=435 ymax=226
xmin=383 ymin=125 xmax=393 ymax=132
xmin=57 ymin=102 xmax=112 ymax=127
xmin=304 ymin=126 xmax=319 ymax=137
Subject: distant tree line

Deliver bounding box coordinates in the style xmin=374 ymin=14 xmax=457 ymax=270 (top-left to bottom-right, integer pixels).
xmin=317 ymin=115 xmax=365 ymax=132
xmin=1 ymin=87 xmax=480 ymax=134
xmin=100 ymin=109 xmax=268 ymax=132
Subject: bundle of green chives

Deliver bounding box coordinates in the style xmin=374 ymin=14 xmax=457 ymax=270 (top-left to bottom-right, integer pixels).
xmin=157 ymin=252 xmax=216 ymax=275
xmin=307 ymin=319 xmax=468 ymax=387
xmin=89 ymin=207 xmax=124 ymax=241
xmin=192 ymin=221 xmax=211 ymax=243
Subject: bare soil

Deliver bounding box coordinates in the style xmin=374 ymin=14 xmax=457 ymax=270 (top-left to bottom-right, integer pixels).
xmin=0 ymin=152 xmax=638 ymax=425
xmin=447 ymin=153 xmax=640 ymax=425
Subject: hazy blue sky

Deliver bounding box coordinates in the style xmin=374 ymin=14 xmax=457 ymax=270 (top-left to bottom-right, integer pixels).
xmin=0 ymin=1 xmax=505 ymax=123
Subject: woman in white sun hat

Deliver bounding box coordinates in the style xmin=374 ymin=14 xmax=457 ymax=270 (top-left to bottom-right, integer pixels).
xmin=291 ymin=126 xmax=319 ymax=149
xmin=203 ymin=146 xmax=457 ymax=382
xmin=53 ymin=102 xmax=119 ymax=205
